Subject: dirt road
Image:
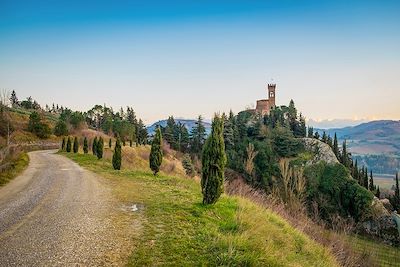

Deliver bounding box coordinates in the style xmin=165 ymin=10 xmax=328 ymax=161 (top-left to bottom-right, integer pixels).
xmin=0 ymin=150 xmax=130 ymax=266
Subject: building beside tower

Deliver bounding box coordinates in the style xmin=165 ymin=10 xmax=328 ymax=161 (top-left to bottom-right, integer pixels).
xmin=254 ymin=83 xmax=276 ymax=115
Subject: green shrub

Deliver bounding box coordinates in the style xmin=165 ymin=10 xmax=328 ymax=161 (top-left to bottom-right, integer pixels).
xmin=92 ymin=137 xmax=98 ymax=155
xmin=182 ymin=154 xmax=195 ymax=177
xmin=73 ymin=136 xmax=79 ymax=153
xmin=66 ymin=136 xmax=72 ymax=152
xmin=149 ymin=127 xmax=163 ymax=175
xmin=83 ymin=137 xmax=88 ymax=154
xmin=28 ymin=111 xmax=51 ymax=138
xmin=96 ymin=137 xmax=103 ymax=159
xmin=112 ymin=137 xmax=122 ymax=170
xmin=61 ymin=137 xmax=66 ymax=151
xmin=54 ymin=119 xmax=68 ymax=136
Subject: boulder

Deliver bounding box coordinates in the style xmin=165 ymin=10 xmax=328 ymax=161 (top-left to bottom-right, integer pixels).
xmin=301 ymin=138 xmax=339 ymax=165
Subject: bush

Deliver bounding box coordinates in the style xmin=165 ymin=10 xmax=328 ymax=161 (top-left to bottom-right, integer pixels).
xmin=61 ymin=137 xmax=66 ymax=150
xmin=182 ymin=154 xmax=195 ymax=177
xmin=96 ymin=137 xmax=103 ymax=159
xmin=112 ymin=138 xmax=122 ymax=170
xmin=54 ymin=119 xmax=68 ymax=136
xmin=28 ymin=111 xmax=51 ymax=139
xmin=83 ymin=137 xmax=88 ymax=154
xmin=73 ymin=136 xmax=79 ymax=153
xmin=150 ymin=127 xmax=163 ymax=175
xmin=271 ymin=126 xmax=302 ymax=158
xmin=92 ymin=137 xmax=98 ymax=155
xmin=66 ymin=136 xmax=72 ymax=152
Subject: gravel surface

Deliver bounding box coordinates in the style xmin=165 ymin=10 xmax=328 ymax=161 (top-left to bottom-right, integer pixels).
xmin=0 ymin=150 xmax=130 ymax=266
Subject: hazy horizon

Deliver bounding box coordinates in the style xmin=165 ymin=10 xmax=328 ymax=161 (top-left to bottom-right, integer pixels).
xmin=1 ymin=0 xmax=399 ymax=124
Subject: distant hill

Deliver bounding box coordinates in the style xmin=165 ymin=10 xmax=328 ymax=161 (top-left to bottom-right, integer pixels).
xmin=316 ymin=120 xmax=400 ymax=175
xmin=147 ymin=119 xmax=212 ymax=136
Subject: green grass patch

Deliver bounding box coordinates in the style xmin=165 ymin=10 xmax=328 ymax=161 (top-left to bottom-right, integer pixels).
xmin=0 ymin=152 xmax=29 ymax=186
xmin=62 ymin=152 xmax=338 ymax=266
xmin=347 ymin=235 xmax=400 ymax=267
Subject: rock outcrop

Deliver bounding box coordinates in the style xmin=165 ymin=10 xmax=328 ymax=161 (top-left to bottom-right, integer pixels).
xmin=301 ymin=138 xmax=339 ymax=165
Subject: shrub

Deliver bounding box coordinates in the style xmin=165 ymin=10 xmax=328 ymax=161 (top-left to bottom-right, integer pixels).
xmin=73 ymin=136 xmax=79 ymax=153
xmin=112 ymin=138 xmax=122 ymax=170
xmin=66 ymin=136 xmax=72 ymax=152
xmin=61 ymin=137 xmax=66 ymax=151
xmin=149 ymin=127 xmax=163 ymax=175
xmin=201 ymin=115 xmax=226 ymax=204
xmin=271 ymin=126 xmax=302 ymax=158
xmin=96 ymin=137 xmax=103 ymax=159
xmin=92 ymin=137 xmax=98 ymax=155
xmin=28 ymin=111 xmax=51 ymax=138
xmin=54 ymin=119 xmax=68 ymax=136
xmin=83 ymin=137 xmax=88 ymax=154
xmin=109 ymin=138 xmax=112 ymax=148
xmin=182 ymin=154 xmax=195 ymax=177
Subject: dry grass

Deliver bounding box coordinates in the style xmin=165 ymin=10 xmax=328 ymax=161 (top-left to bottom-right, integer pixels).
xmin=224 ymin=173 xmax=370 ymax=267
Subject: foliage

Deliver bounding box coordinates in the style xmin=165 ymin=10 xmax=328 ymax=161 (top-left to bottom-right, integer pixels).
xmin=96 ymin=137 xmax=104 ymax=159
xmin=92 ymin=137 xmax=98 ymax=155
xmin=61 ymin=137 xmax=66 ymax=150
xmin=109 ymin=138 xmax=112 ymax=148
xmin=271 ymin=126 xmax=302 ymax=158
xmin=201 ymin=115 xmax=226 ymax=204
xmin=27 ymin=111 xmax=51 ymax=138
xmin=83 ymin=137 xmax=88 ymax=154
xmin=73 ymin=136 xmax=79 ymax=153
xmin=112 ymin=137 xmax=122 ymax=170
xmin=54 ymin=119 xmax=68 ymax=136
xmin=190 ymin=115 xmax=207 ymax=155
xmin=66 ymin=136 xmax=72 ymax=152
xmin=149 ymin=127 xmax=163 ymax=175
xmin=182 ymin=154 xmax=195 ymax=177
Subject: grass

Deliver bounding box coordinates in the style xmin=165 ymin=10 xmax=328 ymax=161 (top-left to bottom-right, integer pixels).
xmin=347 ymin=235 xmax=400 ymax=267
xmin=0 ymin=152 xmax=29 ymax=186
xmin=63 ymin=151 xmax=338 ymax=266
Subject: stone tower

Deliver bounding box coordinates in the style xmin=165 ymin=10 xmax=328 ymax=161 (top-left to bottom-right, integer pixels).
xmin=268 ymin=83 xmax=276 ymax=108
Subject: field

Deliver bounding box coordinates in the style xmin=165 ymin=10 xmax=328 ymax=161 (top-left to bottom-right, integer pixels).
xmin=63 ymin=148 xmax=338 ymax=266
xmin=374 ymin=174 xmax=396 ymax=190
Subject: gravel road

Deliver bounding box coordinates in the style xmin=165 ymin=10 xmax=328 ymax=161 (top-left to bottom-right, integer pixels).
xmin=0 ymin=150 xmax=130 ymax=266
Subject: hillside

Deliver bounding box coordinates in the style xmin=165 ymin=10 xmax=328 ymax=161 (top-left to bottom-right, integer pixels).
xmin=147 ymin=119 xmax=211 ymax=136
xmin=63 ymin=145 xmax=338 ymax=266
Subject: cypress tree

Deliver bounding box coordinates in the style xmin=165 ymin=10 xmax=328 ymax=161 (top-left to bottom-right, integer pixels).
xmin=83 ymin=137 xmax=88 ymax=154
xmin=61 ymin=137 xmax=66 ymax=151
xmin=376 ymin=186 xmax=380 ymax=199
xmin=92 ymin=137 xmax=98 ymax=155
xmin=97 ymin=137 xmax=104 ymax=159
xmin=394 ymin=172 xmax=400 ymax=210
xmin=201 ymin=115 xmax=227 ymax=205
xmin=333 ymin=133 xmax=339 ymax=159
xmin=369 ymin=170 xmax=375 ymax=191
xmin=363 ymin=167 xmax=369 ymax=189
xmin=307 ymin=126 xmax=313 ymax=138
xmin=149 ymin=127 xmax=163 ymax=175
xmin=112 ymin=137 xmax=122 ymax=170
xmin=73 ymin=136 xmax=79 ymax=153
xmin=129 ymin=139 xmax=133 ymax=147
xmin=66 ymin=136 xmax=72 ymax=152
xmin=341 ymin=140 xmax=348 ymax=167
xmin=109 ymin=138 xmax=112 ymax=148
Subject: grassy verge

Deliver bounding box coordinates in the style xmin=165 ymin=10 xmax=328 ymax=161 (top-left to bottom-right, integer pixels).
xmin=347 ymin=235 xmax=400 ymax=267
xmin=62 ymin=152 xmax=338 ymax=266
xmin=0 ymin=152 xmax=29 ymax=186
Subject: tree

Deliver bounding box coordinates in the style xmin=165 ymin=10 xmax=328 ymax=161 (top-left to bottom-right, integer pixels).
xmin=307 ymin=127 xmax=313 ymax=138
xmin=369 ymin=170 xmax=375 ymax=191
xmin=83 ymin=137 xmax=88 ymax=154
xmin=150 ymin=127 xmax=163 ymax=175
xmin=92 ymin=137 xmax=98 ymax=155
xmin=190 ymin=115 xmax=207 ymax=154
xmin=109 ymin=138 xmax=112 ymax=148
xmin=28 ymin=111 xmax=51 ymax=138
xmin=341 ymin=140 xmax=349 ymax=167
xmin=376 ymin=186 xmax=380 ymax=199
xmin=299 ymin=113 xmax=307 ymax=137
xmin=182 ymin=154 xmax=195 ymax=177
xmin=112 ymin=137 xmax=122 ymax=170
xmin=10 ymin=90 xmax=18 ymax=107
xmin=201 ymin=115 xmax=226 ymax=204
xmin=73 ymin=136 xmax=79 ymax=153
xmin=54 ymin=119 xmax=68 ymax=136
xmin=61 ymin=137 xmax=66 ymax=151
xmin=333 ymin=133 xmax=339 ymax=159
xmin=393 ymin=172 xmax=400 ymax=211
xmin=97 ymin=137 xmax=104 ymax=159
xmin=363 ymin=167 xmax=369 ymax=189
xmin=66 ymin=136 xmax=72 ymax=152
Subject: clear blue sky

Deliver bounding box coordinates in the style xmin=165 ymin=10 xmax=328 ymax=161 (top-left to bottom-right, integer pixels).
xmin=0 ymin=0 xmax=399 ymax=124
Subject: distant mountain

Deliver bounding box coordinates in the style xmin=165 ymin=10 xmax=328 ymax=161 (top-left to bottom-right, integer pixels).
xmin=147 ymin=119 xmax=212 ymax=136
xmin=307 ymin=118 xmax=369 ymax=129
xmin=316 ymin=120 xmax=400 ymax=175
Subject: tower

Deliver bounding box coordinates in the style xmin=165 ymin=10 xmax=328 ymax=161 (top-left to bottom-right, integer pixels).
xmin=268 ymin=83 xmax=276 ymax=108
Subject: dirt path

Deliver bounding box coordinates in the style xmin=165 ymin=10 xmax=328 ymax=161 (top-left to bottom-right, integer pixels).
xmin=0 ymin=150 xmax=131 ymax=266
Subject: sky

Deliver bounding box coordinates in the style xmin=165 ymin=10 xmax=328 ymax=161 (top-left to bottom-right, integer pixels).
xmin=0 ymin=0 xmax=399 ymax=126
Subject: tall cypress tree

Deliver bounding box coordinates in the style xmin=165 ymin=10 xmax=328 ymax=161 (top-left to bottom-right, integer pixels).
xmin=394 ymin=172 xmax=400 ymax=210
xmin=307 ymin=127 xmax=313 ymax=138
xmin=333 ymin=133 xmax=339 ymax=159
xmin=92 ymin=137 xmax=98 ymax=155
xmin=369 ymin=170 xmax=375 ymax=191
xmin=109 ymin=138 xmax=112 ymax=148
xmin=201 ymin=115 xmax=227 ymax=205
xmin=112 ymin=137 xmax=122 ymax=170
xmin=61 ymin=137 xmax=66 ymax=151
xmin=66 ymin=136 xmax=72 ymax=152
xmin=73 ymin=136 xmax=79 ymax=153
xmin=83 ymin=137 xmax=88 ymax=154
xmin=341 ymin=140 xmax=348 ymax=167
xmin=149 ymin=127 xmax=163 ymax=175
xmin=363 ymin=167 xmax=369 ymax=189
xmin=376 ymin=186 xmax=380 ymax=198
xmin=97 ymin=137 xmax=104 ymax=159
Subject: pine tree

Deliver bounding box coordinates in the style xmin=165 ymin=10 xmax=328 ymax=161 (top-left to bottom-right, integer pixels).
xmin=190 ymin=115 xmax=206 ymax=154
xmin=376 ymin=186 xmax=380 ymax=198
xmin=112 ymin=137 xmax=122 ymax=170
xmin=83 ymin=137 xmax=88 ymax=154
xmin=66 ymin=136 xmax=72 ymax=152
xmin=307 ymin=126 xmax=313 ymax=138
xmin=149 ymin=127 xmax=163 ymax=175
xmin=341 ymin=140 xmax=349 ymax=167
xmin=73 ymin=136 xmax=79 ymax=153
xmin=109 ymin=138 xmax=112 ymax=148
xmin=201 ymin=115 xmax=226 ymax=205
xmin=61 ymin=137 xmax=66 ymax=151
xmin=97 ymin=137 xmax=103 ymax=159
xmin=333 ymin=133 xmax=339 ymax=159
xmin=363 ymin=167 xmax=369 ymax=189
xmin=10 ymin=90 xmax=18 ymax=107
xmin=369 ymin=170 xmax=375 ymax=191
xmin=299 ymin=113 xmax=307 ymax=137
xmin=322 ymin=131 xmax=327 ymax=143
xmin=313 ymin=131 xmax=320 ymax=140
xmin=92 ymin=137 xmax=98 ymax=155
